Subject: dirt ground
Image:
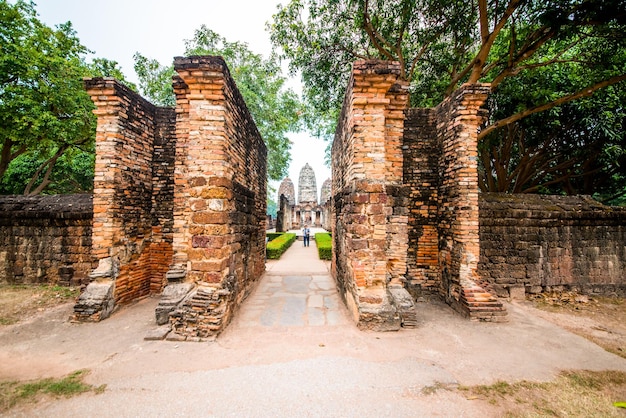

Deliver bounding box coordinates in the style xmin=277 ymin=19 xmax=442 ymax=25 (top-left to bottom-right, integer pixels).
xmin=1 ymin=285 xmax=625 ymax=417
xmin=0 ymin=284 xmax=79 ymax=325
xmin=526 ymin=292 xmax=626 ymax=360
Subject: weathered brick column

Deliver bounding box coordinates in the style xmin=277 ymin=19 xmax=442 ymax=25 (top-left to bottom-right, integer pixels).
xmin=436 ymin=84 xmax=506 ymax=321
xmin=74 ymin=79 xmax=175 ymax=322
xmin=162 ymin=56 xmax=267 ymax=339
xmin=403 ymin=85 xmax=506 ymax=321
xmin=331 ymin=61 xmax=413 ymax=330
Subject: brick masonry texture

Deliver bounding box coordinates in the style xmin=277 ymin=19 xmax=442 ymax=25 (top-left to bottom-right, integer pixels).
xmin=73 ymin=78 xmax=176 ymax=321
xmin=401 ymin=86 xmax=507 ymax=322
xmin=479 ymin=193 xmax=626 ymax=297
xmin=167 ymin=56 xmax=267 ymax=339
xmin=0 ymin=195 xmax=94 ymax=286
xmin=332 ymin=61 xmax=505 ymax=325
xmin=3 ymin=58 xmax=624 ymax=331
xmin=331 ymin=60 xmax=411 ymax=330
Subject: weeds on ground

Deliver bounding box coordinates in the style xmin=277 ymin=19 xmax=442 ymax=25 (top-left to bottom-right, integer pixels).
xmin=457 ymin=370 xmax=626 ymax=417
xmin=0 ymin=370 xmax=106 ymax=413
xmin=0 ymin=284 xmax=79 ymax=325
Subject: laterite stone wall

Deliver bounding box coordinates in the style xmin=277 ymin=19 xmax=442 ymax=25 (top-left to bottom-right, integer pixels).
xmin=480 ymin=194 xmax=626 ymax=297
xmin=0 ymin=195 xmax=94 ymax=285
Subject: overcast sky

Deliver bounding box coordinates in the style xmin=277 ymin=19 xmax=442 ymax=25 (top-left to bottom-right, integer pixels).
xmin=34 ymin=0 xmax=331 ymax=202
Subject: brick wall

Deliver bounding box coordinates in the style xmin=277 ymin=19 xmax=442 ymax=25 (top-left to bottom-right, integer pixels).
xmin=73 ymin=79 xmax=175 ymax=321
xmin=0 ymin=195 xmax=94 ymax=285
xmin=331 ymin=60 xmax=411 ymax=330
xmin=403 ymin=108 xmax=439 ymax=292
xmin=402 ymin=85 xmax=506 ymax=321
xmin=480 ymin=193 xmax=626 ymax=297
xmin=166 ymin=56 xmax=267 ymax=339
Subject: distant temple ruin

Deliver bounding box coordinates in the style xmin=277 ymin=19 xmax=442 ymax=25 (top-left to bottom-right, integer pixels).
xmin=275 ymin=163 xmax=331 ymax=231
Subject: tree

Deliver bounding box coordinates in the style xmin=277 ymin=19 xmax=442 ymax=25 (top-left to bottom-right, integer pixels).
xmin=269 ymin=0 xmax=626 ymax=198
xmin=0 ymin=1 xmax=135 ymax=195
xmin=133 ymin=26 xmax=302 ymax=181
xmin=479 ymin=34 xmax=626 ymax=199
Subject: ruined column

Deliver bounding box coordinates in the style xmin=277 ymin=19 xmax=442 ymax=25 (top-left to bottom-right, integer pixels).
xmin=436 ymin=84 xmax=506 ymax=321
xmin=331 ymin=61 xmax=413 ymax=330
xmin=159 ymin=56 xmax=267 ymax=339
xmin=73 ymin=78 xmax=175 ymax=322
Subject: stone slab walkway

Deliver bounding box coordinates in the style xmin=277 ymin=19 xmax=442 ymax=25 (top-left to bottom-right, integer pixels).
xmin=236 ymin=239 xmax=352 ymax=329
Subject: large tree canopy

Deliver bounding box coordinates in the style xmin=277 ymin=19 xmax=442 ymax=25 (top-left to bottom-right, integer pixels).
xmin=0 ymin=0 xmax=135 ymax=195
xmin=134 ymin=26 xmax=302 ymax=182
xmin=270 ymin=0 xmax=626 ymax=201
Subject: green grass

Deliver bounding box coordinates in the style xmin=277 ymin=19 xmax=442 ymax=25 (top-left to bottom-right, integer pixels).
xmin=266 ymin=233 xmax=297 ymax=259
xmin=0 ymin=370 xmax=106 ymax=413
xmin=458 ymin=370 xmax=626 ymax=417
xmin=315 ymin=232 xmax=332 ymax=260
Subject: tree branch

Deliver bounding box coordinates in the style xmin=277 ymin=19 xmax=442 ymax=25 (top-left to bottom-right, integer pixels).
xmin=24 ymin=144 xmax=69 ymax=195
xmin=361 ymin=0 xmax=397 ymax=63
xmin=479 ymin=73 xmax=626 ymax=140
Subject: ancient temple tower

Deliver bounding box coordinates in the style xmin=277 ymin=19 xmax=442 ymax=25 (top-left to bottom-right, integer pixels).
xmin=277 ymin=177 xmax=296 ymax=205
xmin=297 ymin=163 xmax=317 ymax=205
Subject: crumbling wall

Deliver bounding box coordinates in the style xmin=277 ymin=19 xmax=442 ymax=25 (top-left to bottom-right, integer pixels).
xmin=331 ymin=60 xmax=414 ymax=330
xmin=73 ymin=78 xmax=175 ymax=321
xmin=164 ymin=56 xmax=267 ymax=340
xmin=479 ymin=193 xmax=626 ymax=297
xmin=402 ymin=85 xmax=506 ymax=321
xmin=0 ymin=195 xmax=94 ymax=285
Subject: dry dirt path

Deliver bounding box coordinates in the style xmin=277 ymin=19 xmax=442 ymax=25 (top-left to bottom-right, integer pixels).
xmin=2 ymin=240 xmax=626 ymax=417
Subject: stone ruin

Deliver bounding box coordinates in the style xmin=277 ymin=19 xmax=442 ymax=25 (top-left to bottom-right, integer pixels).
xmin=73 ymin=56 xmax=267 ymax=339
xmin=1 ymin=57 xmax=624 ymax=338
xmin=276 ymin=164 xmax=331 ymax=231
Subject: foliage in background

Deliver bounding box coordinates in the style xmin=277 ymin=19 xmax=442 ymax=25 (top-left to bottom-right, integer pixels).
xmin=266 ymin=232 xmax=284 ymax=242
xmin=266 ymin=232 xmax=296 ymax=259
xmin=0 ymin=0 xmax=135 ymax=195
xmin=266 ymin=195 xmax=278 ymax=218
xmin=269 ymin=0 xmax=626 ymax=200
xmin=315 ymin=232 xmax=332 ymax=260
xmin=134 ymin=26 xmax=303 ymax=182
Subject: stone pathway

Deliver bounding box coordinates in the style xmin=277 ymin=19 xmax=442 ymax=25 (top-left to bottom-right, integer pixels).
xmin=235 ymin=237 xmax=352 ymax=329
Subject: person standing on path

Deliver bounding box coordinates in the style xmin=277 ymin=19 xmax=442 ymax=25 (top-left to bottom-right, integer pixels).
xmin=303 ymin=225 xmax=310 ymax=247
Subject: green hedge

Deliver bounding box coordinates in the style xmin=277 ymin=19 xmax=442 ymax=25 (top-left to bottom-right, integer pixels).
xmin=315 ymin=233 xmax=332 ymax=260
xmin=266 ymin=232 xmax=284 ymax=242
xmin=266 ymin=233 xmax=297 ymax=259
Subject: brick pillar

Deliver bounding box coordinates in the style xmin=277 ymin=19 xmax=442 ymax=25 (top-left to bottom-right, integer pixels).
xmin=331 ymin=61 xmax=412 ymax=330
xmin=74 ymin=78 xmax=172 ymax=322
xmin=436 ymin=84 xmax=506 ymax=321
xmin=162 ymin=56 xmax=267 ymax=339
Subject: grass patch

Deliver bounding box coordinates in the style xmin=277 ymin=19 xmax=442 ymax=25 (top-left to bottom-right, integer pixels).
xmin=315 ymin=232 xmax=332 ymax=260
xmin=266 ymin=233 xmax=297 ymax=259
xmin=459 ymin=370 xmax=626 ymax=417
xmin=0 ymin=370 xmax=106 ymax=413
xmin=0 ymin=284 xmax=80 ymax=326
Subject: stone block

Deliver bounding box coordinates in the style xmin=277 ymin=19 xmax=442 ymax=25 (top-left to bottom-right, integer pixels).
xmin=508 ymin=285 xmax=526 ymax=301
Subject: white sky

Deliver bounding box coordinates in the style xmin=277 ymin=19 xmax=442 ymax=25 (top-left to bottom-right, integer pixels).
xmin=33 ymin=0 xmax=332 ymax=203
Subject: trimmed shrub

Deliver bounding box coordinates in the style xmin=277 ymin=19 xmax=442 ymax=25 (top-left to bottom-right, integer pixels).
xmin=315 ymin=232 xmax=332 ymax=260
xmin=266 ymin=233 xmax=296 ymax=259
xmin=266 ymin=232 xmax=284 ymax=242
